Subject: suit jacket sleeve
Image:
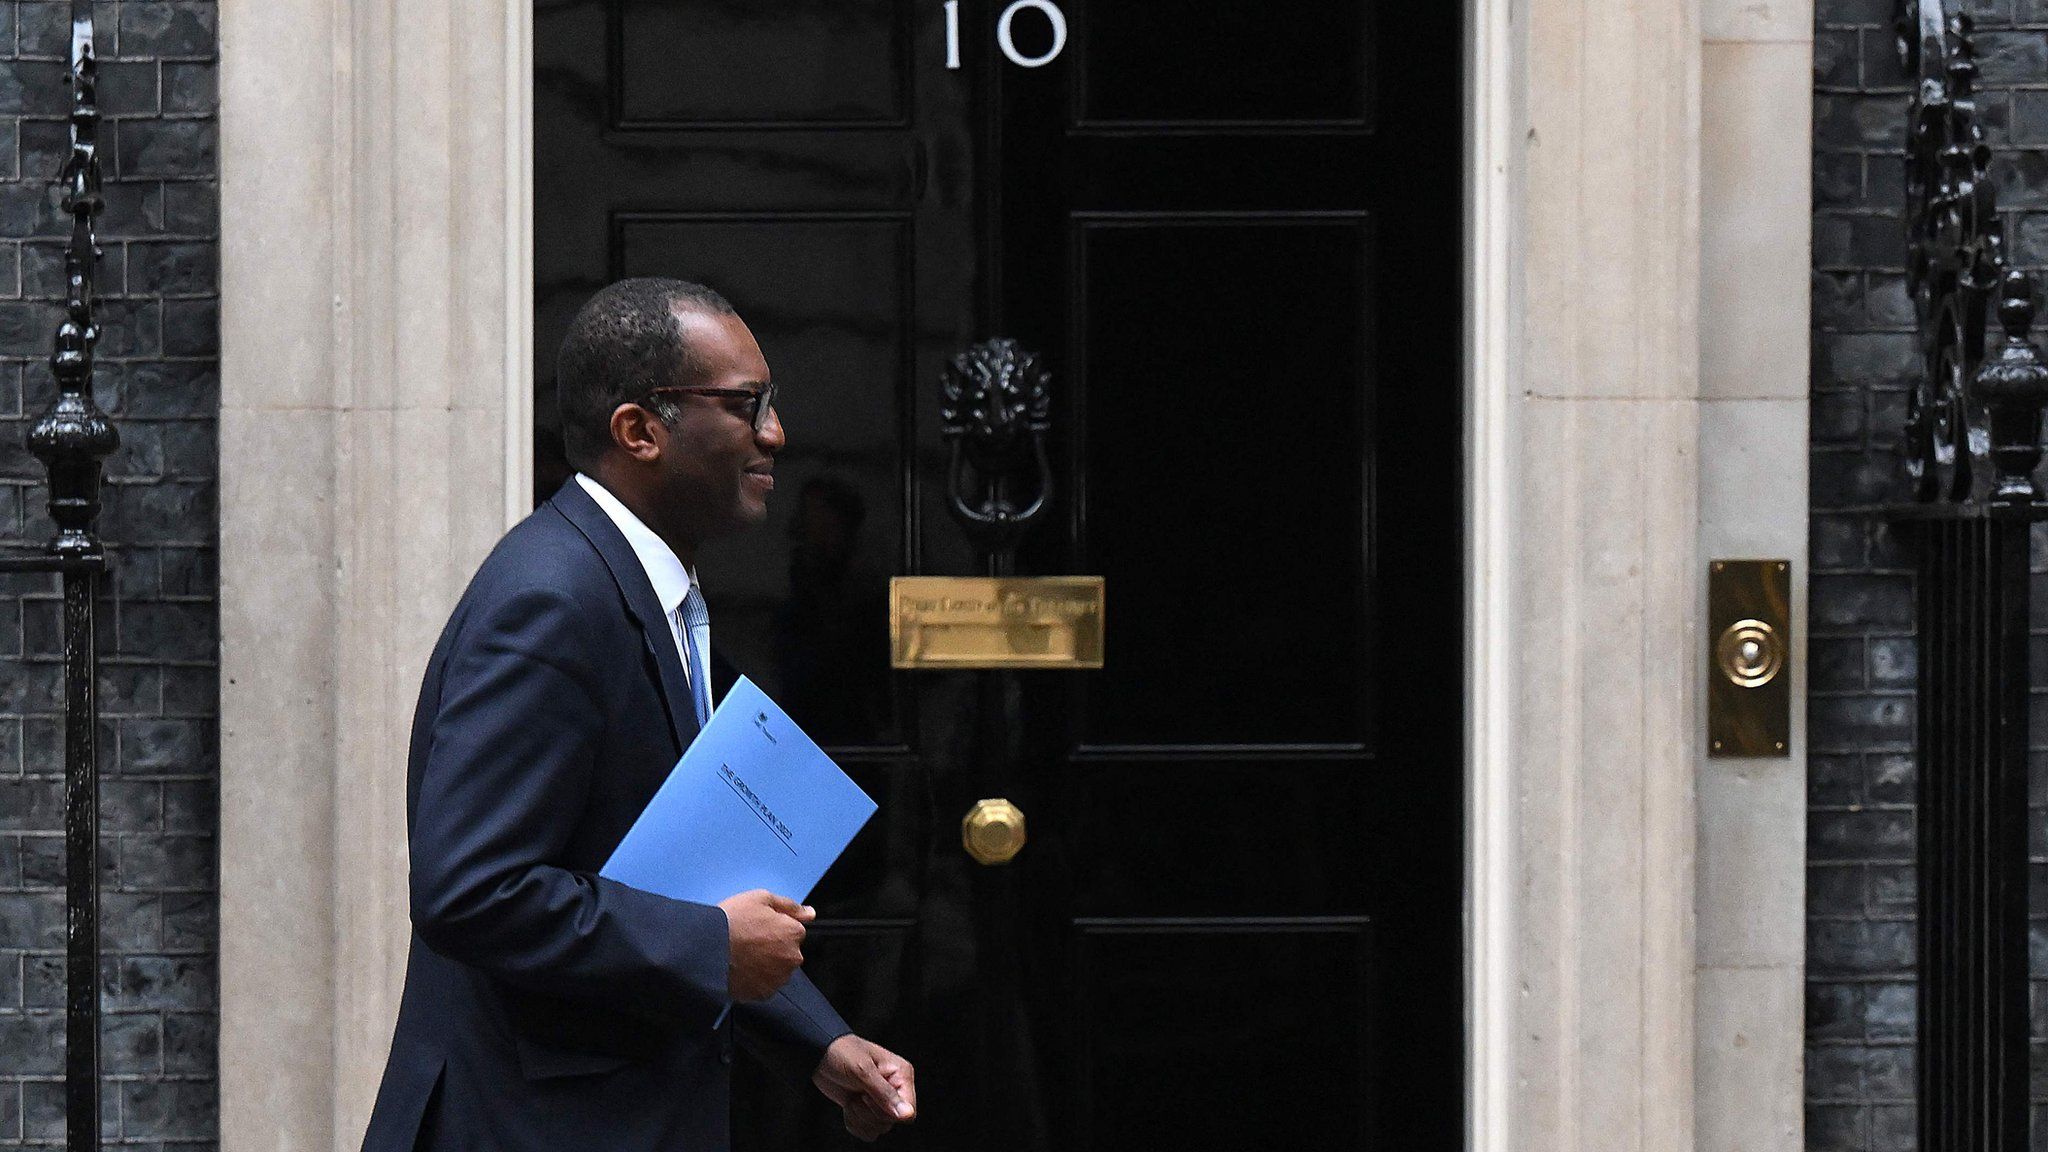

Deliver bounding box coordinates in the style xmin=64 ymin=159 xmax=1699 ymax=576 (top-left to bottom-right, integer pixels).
xmin=733 ymin=967 xmax=853 ymax=1083
xmin=408 ymin=583 xmax=730 ymax=1023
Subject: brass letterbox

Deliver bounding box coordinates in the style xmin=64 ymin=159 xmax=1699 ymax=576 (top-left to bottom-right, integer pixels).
xmin=890 ymin=576 xmax=1104 ymax=670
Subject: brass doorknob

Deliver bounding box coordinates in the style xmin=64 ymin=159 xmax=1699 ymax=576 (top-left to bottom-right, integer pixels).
xmin=962 ymin=798 xmax=1027 ymax=866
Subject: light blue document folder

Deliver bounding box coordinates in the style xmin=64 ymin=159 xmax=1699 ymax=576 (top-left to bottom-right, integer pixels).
xmin=600 ymin=676 xmax=877 ymax=905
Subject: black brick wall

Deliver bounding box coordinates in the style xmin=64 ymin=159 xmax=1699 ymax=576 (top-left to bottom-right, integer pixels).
xmin=0 ymin=3 xmax=218 ymax=1149
xmin=1812 ymin=1 xmax=2048 ymax=1149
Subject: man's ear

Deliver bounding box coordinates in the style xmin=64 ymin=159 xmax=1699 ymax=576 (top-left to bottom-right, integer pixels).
xmin=609 ymin=402 xmax=665 ymax=463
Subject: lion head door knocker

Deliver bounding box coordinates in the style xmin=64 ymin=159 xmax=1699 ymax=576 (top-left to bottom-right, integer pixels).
xmin=940 ymin=338 xmax=1053 ymax=556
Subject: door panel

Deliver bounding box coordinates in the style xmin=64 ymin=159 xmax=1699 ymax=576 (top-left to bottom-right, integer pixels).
xmin=1073 ymin=920 xmax=1374 ymax=1148
xmin=615 ymin=0 xmax=912 ymax=127
xmin=1063 ymin=764 xmax=1375 ymax=917
xmin=1073 ymin=0 xmax=1373 ymax=126
xmin=1072 ymin=216 xmax=1372 ymax=747
xmin=536 ymin=0 xmax=1461 ymax=1146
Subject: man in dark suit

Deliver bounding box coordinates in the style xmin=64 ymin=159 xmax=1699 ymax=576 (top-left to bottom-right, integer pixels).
xmin=360 ymin=278 xmax=916 ymax=1151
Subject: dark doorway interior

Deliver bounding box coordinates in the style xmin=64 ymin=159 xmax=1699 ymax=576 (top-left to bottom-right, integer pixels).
xmin=534 ymin=1 xmax=1463 ymax=1146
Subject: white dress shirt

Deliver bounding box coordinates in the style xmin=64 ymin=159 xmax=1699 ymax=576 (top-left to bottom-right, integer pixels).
xmin=574 ymin=473 xmax=709 ymax=703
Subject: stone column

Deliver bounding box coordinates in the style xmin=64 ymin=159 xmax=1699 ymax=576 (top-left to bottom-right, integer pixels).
xmin=216 ymin=0 xmax=531 ymax=1147
xmin=1481 ymin=0 xmax=1707 ymax=1147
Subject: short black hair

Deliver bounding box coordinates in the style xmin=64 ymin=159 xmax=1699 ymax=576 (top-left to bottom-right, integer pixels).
xmin=556 ymin=277 xmax=736 ymax=472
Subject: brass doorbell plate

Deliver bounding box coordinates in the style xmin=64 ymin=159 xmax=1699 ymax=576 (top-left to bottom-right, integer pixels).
xmin=1708 ymin=560 xmax=1791 ymax=758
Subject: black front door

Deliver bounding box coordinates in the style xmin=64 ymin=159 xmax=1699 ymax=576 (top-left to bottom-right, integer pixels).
xmin=534 ymin=2 xmax=1462 ymax=1147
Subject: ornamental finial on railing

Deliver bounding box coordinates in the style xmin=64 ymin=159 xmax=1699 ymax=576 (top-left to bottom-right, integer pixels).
xmin=27 ymin=2 xmax=116 ymax=560
xmin=1896 ymin=0 xmax=2012 ymax=505
xmin=1972 ymin=271 xmax=2048 ymax=504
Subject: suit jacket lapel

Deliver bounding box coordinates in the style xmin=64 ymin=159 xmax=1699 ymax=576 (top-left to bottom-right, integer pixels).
xmin=550 ymin=480 xmax=701 ymax=752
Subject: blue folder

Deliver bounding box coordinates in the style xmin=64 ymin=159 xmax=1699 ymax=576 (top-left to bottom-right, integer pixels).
xmin=601 ymin=676 xmax=877 ymax=905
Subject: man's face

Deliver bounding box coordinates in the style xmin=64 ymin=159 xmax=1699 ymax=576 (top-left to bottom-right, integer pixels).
xmin=648 ymin=307 xmax=783 ymax=545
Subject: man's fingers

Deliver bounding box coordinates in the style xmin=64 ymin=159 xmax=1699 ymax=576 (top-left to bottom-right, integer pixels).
xmin=888 ymin=1063 xmax=917 ymax=1115
xmin=857 ymin=1061 xmax=899 ymax=1103
xmin=816 ymin=1078 xmax=853 ymax=1106
xmin=816 ymin=1037 xmax=915 ymax=1128
xmin=858 ymin=1060 xmax=913 ymax=1120
xmin=762 ymin=892 xmax=815 ymax=921
xmin=872 ymin=1047 xmax=916 ymax=1113
xmin=844 ymin=1096 xmax=894 ymax=1141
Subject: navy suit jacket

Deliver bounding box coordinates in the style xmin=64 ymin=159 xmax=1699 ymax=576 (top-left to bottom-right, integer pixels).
xmin=361 ymin=479 xmax=851 ymax=1152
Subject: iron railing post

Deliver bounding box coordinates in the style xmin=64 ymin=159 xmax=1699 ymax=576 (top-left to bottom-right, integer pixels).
xmin=10 ymin=3 xmax=116 ymax=1149
xmin=1889 ymin=2 xmax=2048 ymax=1148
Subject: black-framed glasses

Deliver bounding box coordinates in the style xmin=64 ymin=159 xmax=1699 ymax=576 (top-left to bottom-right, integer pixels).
xmin=644 ymin=382 xmax=777 ymax=433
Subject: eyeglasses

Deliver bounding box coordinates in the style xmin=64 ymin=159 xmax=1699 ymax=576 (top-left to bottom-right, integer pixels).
xmin=644 ymin=383 xmax=778 ymax=433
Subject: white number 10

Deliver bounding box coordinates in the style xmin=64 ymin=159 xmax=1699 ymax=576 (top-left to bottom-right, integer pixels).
xmin=945 ymin=0 xmax=1068 ymax=70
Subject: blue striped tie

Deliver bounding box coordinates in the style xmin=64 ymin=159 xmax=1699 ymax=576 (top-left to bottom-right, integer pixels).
xmin=678 ymin=584 xmax=712 ymax=727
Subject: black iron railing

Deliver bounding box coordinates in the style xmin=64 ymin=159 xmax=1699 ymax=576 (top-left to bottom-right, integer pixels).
xmin=1890 ymin=2 xmax=2048 ymax=1150
xmin=2 ymin=3 xmax=116 ymax=1150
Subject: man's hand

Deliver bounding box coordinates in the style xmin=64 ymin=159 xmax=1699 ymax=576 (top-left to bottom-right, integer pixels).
xmin=812 ymin=1035 xmax=917 ymax=1142
xmin=717 ymin=889 xmax=812 ymax=1000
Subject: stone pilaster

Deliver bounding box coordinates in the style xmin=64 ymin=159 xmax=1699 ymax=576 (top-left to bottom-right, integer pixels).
xmin=217 ymin=0 xmax=530 ymax=1147
xmin=1494 ymin=0 xmax=1706 ymax=1147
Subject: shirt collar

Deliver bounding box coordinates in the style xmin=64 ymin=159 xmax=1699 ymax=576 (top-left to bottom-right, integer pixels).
xmin=574 ymin=473 xmax=695 ymax=617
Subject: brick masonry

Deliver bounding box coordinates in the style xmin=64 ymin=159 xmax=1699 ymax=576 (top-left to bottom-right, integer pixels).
xmin=1811 ymin=0 xmax=2048 ymax=1149
xmin=0 ymin=2 xmax=218 ymax=1149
